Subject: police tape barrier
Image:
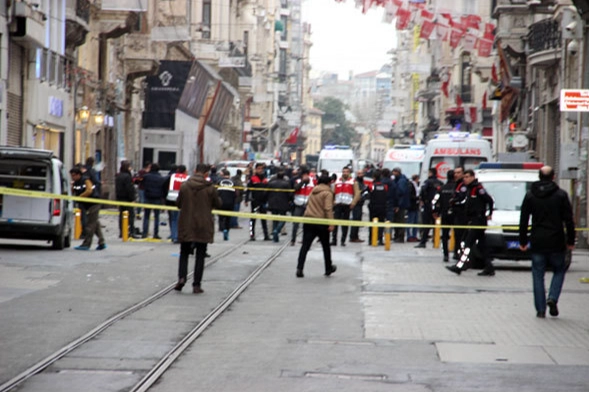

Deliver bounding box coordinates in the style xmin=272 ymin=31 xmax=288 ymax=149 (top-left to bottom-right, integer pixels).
xmin=2 ymin=186 xmax=588 ymax=232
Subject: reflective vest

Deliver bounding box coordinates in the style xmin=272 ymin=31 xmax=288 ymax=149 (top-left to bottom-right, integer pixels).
xmin=293 ymin=178 xmax=315 ymax=206
xmin=166 ymin=173 xmax=189 ymax=202
xmin=334 ymin=177 xmax=355 ymax=205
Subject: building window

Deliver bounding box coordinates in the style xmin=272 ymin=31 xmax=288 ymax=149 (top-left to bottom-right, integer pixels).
xmin=243 ymin=30 xmax=249 ymax=56
xmin=460 ymin=53 xmax=472 ymax=103
xmin=280 ymin=15 xmax=288 ymax=41
xmin=202 ymin=0 xmax=211 ymax=39
xmin=279 ymin=49 xmax=287 ymax=82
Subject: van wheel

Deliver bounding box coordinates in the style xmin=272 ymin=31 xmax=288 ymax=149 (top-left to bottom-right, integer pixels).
xmin=52 ymin=231 xmax=65 ymax=250
xmin=64 ymin=229 xmax=71 ymax=248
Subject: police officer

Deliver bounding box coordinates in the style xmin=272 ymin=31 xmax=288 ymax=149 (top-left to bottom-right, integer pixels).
xmin=217 ymin=169 xmax=237 ymax=241
xmin=446 ymin=169 xmax=495 ymax=276
xmin=71 ymin=166 xmax=106 ymax=251
xmin=245 ymin=163 xmax=270 ymax=241
xmin=291 ymin=167 xmax=315 ymax=246
xmin=433 ymin=169 xmax=455 ymax=262
xmin=349 ymin=169 xmax=369 ymax=243
xmin=450 ymin=166 xmax=467 ymax=260
xmin=415 ymin=168 xmax=442 ymax=248
xmin=368 ymin=169 xmax=388 ymax=246
xmin=331 ymin=166 xmax=358 ymax=247
xmin=163 ymin=165 xmax=189 ymax=243
xmin=267 ymin=171 xmax=293 ymax=242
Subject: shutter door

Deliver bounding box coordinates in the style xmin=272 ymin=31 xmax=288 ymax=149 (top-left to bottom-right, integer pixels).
xmin=7 ymin=42 xmax=23 ymax=146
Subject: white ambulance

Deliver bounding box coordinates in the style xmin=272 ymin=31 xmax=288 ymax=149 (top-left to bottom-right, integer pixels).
xmin=421 ymin=132 xmax=493 ymax=181
xmin=317 ymin=146 xmax=355 ymax=178
xmin=382 ymin=145 xmax=425 ymax=177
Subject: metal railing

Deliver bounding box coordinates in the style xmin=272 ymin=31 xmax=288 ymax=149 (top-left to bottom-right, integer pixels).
xmin=528 ymin=18 xmax=561 ymax=54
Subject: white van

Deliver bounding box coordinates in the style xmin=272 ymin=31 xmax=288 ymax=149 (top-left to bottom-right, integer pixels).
xmin=382 ymin=145 xmax=425 ymax=177
xmin=317 ymin=146 xmax=355 ymax=177
xmin=0 ymin=147 xmax=73 ymax=249
xmin=475 ymin=162 xmax=543 ymax=262
xmin=421 ymin=132 xmax=492 ymax=181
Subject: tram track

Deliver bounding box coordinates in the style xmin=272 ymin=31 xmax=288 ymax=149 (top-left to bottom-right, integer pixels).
xmin=0 ymin=238 xmax=290 ymax=392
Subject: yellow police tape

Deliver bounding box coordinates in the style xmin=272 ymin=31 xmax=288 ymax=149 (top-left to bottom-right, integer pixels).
xmin=1 ymin=186 xmax=588 ymax=231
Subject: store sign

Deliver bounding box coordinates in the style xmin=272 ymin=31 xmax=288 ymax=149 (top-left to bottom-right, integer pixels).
xmin=49 ymin=96 xmax=63 ymax=118
xmin=560 ymin=89 xmax=589 ymax=112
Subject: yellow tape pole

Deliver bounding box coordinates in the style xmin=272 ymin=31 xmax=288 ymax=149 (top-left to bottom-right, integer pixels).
xmin=433 ymin=217 xmax=441 ymax=249
xmin=384 ymin=220 xmax=391 ymax=251
xmin=449 ymin=228 xmax=455 ymax=252
xmin=122 ymin=210 xmax=129 ymax=242
xmin=371 ymin=218 xmax=378 ymax=247
xmin=74 ymin=208 xmax=82 ymax=240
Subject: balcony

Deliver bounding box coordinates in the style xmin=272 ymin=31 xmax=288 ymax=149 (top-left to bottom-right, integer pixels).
xmin=65 ymin=0 xmax=91 ymax=51
xmin=527 ymin=18 xmax=561 ymax=67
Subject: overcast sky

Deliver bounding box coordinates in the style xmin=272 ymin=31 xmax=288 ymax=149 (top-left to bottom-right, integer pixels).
xmin=302 ymin=0 xmax=397 ymax=80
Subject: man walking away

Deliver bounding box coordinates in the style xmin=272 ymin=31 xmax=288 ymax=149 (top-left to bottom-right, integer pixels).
xmin=368 ymin=170 xmax=388 ymax=246
xmin=175 ymin=164 xmax=222 ymax=294
xmin=245 ymin=163 xmax=270 ymax=241
xmin=267 ymin=171 xmax=293 ymax=242
xmin=446 ymin=169 xmax=494 ymax=276
xmin=519 ymin=166 xmax=575 ymax=318
xmin=230 ymin=169 xmax=244 ymax=229
xmin=217 ymin=169 xmax=237 ymax=241
xmin=291 ymin=167 xmax=314 ymax=246
xmin=71 ymin=167 xmax=106 ymax=251
xmin=415 ymin=168 xmax=442 ymax=248
xmin=163 ymin=165 xmax=189 ymax=243
xmin=349 ymin=169 xmax=369 ymax=243
xmin=141 ymin=163 xmax=165 ymax=239
xmin=433 ymin=170 xmax=455 ymax=262
xmin=392 ymin=167 xmax=410 ymax=243
xmin=331 ymin=166 xmax=358 ymax=247
xmin=406 ymin=174 xmax=420 ymax=242
xmin=450 ymin=166 xmax=467 ymax=260
xmin=296 ymin=174 xmax=337 ymax=278
xmin=382 ymin=168 xmax=397 ymax=242
xmin=115 ymin=160 xmax=138 ymax=239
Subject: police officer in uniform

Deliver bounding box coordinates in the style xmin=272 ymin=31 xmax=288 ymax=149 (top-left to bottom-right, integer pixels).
xmin=450 ymin=166 xmax=467 ymax=260
xmin=368 ymin=169 xmax=388 ymax=246
xmin=245 ymin=163 xmax=270 ymax=241
xmin=446 ymin=169 xmax=495 ymax=276
xmin=331 ymin=166 xmax=358 ymax=247
xmin=433 ymin=169 xmax=455 ymax=262
xmin=415 ymin=168 xmax=442 ymax=248
xmin=349 ymin=169 xmax=369 ymax=243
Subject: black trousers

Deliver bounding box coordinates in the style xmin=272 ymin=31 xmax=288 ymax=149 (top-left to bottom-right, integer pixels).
xmin=291 ymin=205 xmax=306 ymax=243
xmin=350 ymin=204 xmax=363 ymax=240
xmin=369 ymin=208 xmax=386 ymax=244
xmin=441 ymin=214 xmax=453 ymax=257
xmin=297 ymin=224 xmax=333 ymax=272
xmin=453 ymin=211 xmax=467 ymax=256
xmin=219 ymin=208 xmax=232 ymax=232
xmin=457 ymin=225 xmax=494 ymax=272
xmin=332 ymin=204 xmax=351 ymax=244
xmin=393 ymin=208 xmax=406 ymax=241
xmin=118 ymin=205 xmax=135 ymax=237
xmin=178 ymin=242 xmax=207 ymax=287
xmin=419 ymin=207 xmax=434 ymax=244
xmin=249 ymin=202 xmax=268 ymax=238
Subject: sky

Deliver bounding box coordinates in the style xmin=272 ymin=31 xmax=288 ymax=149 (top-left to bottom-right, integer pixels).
xmin=302 ymin=0 xmax=397 ymax=80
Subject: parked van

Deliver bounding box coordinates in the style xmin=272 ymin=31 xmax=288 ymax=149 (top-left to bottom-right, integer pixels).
xmin=382 ymin=145 xmax=425 ymax=177
xmin=421 ymin=132 xmax=492 ymax=181
xmin=317 ymin=145 xmax=355 ymax=178
xmin=0 ymin=147 xmax=73 ymax=249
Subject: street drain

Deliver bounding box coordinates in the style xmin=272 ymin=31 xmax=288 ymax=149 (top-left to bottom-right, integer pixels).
xmin=304 ymin=372 xmax=387 ymax=381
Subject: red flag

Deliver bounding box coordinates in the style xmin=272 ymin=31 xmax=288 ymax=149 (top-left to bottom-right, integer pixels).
xmin=482 ymin=91 xmax=488 ymax=110
xmin=483 ymin=23 xmax=495 ymax=40
xmin=362 ymin=0 xmax=373 ymax=14
xmin=469 ymin=106 xmax=477 ymax=123
xmin=396 ymin=7 xmax=411 ymax=30
xmin=478 ymin=38 xmax=493 ymax=57
xmin=285 ymin=127 xmax=299 ymax=144
xmin=420 ymin=9 xmax=435 ymax=22
xmin=440 ymin=13 xmax=454 ymax=27
xmin=436 ymin=22 xmax=450 ymax=41
xmin=441 ymin=68 xmax=451 ymax=98
xmin=463 ymin=34 xmax=478 ymax=52
xmin=456 ymin=94 xmax=463 ymax=108
xmin=449 ymin=28 xmax=462 ymax=49
xmin=491 ymin=62 xmax=498 ymax=84
xmin=420 ymin=20 xmax=436 ymax=39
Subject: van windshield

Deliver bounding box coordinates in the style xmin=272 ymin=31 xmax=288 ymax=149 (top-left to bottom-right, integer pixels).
xmin=319 ymin=159 xmax=353 ymax=174
xmin=382 ymin=161 xmax=421 ymax=177
xmin=482 ymin=181 xmax=532 ymax=211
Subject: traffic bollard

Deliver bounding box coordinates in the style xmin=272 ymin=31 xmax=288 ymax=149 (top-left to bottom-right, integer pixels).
xmin=122 ymin=210 xmax=129 ymax=242
xmin=371 ymin=218 xmax=378 ymax=247
xmin=74 ymin=208 xmax=82 ymax=240
xmin=384 ymin=221 xmax=391 ymax=251
xmin=433 ymin=217 xmax=441 ymax=249
xmin=449 ymin=228 xmax=455 ymax=252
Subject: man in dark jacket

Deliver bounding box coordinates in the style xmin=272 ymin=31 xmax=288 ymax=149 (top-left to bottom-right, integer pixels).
xmin=115 ymin=160 xmax=137 ymax=238
xmin=433 ymin=170 xmax=455 ymax=262
xmin=267 ymin=171 xmax=293 ymax=242
xmin=230 ymin=169 xmax=244 ymax=229
xmin=175 ymin=163 xmax=222 ymax=294
xmin=71 ymin=167 xmax=106 ymax=251
xmin=217 ymin=169 xmax=237 ymax=241
xmin=450 ymin=166 xmax=467 ymax=260
xmin=141 ymin=163 xmax=165 ymax=239
xmin=519 ymin=166 xmax=575 ymax=318
xmin=349 ymin=169 xmax=369 ymax=243
xmin=392 ymin=167 xmax=410 ymax=243
xmin=369 ymin=170 xmax=388 ymax=246
xmin=246 ymin=163 xmax=270 ymax=241
xmin=416 ymin=168 xmax=443 ymax=248
xmin=446 ymin=169 xmax=494 ymax=276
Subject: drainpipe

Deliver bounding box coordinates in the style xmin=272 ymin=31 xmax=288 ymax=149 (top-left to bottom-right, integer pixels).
xmin=577 ymin=22 xmax=589 ymax=248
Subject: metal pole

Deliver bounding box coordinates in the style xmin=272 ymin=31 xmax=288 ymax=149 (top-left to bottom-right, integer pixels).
xmin=578 ymin=24 xmax=589 ymax=248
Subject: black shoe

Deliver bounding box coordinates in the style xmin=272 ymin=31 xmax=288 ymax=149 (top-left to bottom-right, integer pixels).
xmin=250 ymin=236 xmax=256 ymax=241
xmin=414 ymin=243 xmax=426 ymax=248
xmin=330 ymin=241 xmax=337 ymax=246
xmin=446 ymin=265 xmax=461 ymax=275
xmin=153 ymin=235 xmax=161 ymax=240
xmin=341 ymin=242 xmax=346 ymax=247
xmin=205 ymin=252 xmax=211 ymax=258
xmin=174 ymin=278 xmax=186 ymax=291
xmin=547 ymin=299 xmax=559 ymax=316
xmin=290 ymin=241 xmax=295 ymax=246
xmin=296 ymin=269 xmax=304 ymax=278
xmin=537 ymin=311 xmax=546 ymax=318
xmin=443 ymin=255 xmax=449 ymax=262
xmin=263 ymin=236 xmax=272 ymax=241
xmin=325 ymin=265 xmax=337 ymax=276
xmin=477 ymin=270 xmax=495 ymax=276
xmin=452 ymin=254 xmax=460 ymax=261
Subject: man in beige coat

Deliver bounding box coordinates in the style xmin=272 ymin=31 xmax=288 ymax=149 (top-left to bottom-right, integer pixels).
xmin=296 ymin=174 xmax=337 ymax=278
xmin=175 ymin=163 xmax=222 ymax=294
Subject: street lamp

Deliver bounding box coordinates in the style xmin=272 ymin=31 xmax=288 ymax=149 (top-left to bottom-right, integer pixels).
xmin=78 ymin=106 xmax=90 ymax=124
xmin=94 ymin=111 xmax=105 ymax=126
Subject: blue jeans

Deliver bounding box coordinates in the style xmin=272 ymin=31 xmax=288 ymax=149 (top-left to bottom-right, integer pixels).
xmin=231 ymin=202 xmax=241 ymax=228
xmin=142 ymin=198 xmax=161 ymax=237
xmin=406 ymin=210 xmax=418 ymax=238
xmin=531 ymin=252 xmax=566 ymax=313
xmin=170 ymin=210 xmax=179 ymax=241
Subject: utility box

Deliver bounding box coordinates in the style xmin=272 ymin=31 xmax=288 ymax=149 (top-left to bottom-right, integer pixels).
xmin=560 ymin=143 xmax=580 ymax=179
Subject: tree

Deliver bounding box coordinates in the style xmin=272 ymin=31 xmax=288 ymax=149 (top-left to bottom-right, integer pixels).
xmin=315 ymin=97 xmax=356 ymax=146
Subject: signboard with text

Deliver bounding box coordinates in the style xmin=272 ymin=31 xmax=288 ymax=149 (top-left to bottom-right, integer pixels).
xmin=560 ymin=89 xmax=589 ymax=112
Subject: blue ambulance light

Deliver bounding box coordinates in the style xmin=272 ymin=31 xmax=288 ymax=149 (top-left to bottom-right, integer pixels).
xmin=478 ymin=162 xmax=544 ymax=170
